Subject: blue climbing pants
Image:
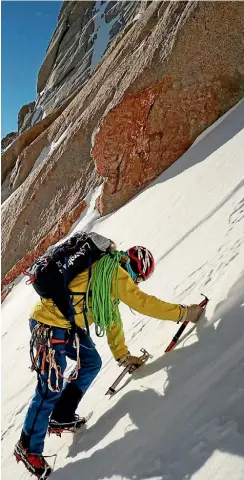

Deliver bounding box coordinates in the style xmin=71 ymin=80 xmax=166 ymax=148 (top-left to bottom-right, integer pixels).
xmin=23 ymin=319 xmax=102 ymax=453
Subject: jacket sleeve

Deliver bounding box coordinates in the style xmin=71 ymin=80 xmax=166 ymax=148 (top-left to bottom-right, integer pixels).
xmin=114 ymin=266 xmax=186 ymax=322
xmin=106 ymin=315 xmax=129 ymax=360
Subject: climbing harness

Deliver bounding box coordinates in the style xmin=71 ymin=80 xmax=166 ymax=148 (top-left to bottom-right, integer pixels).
xmin=30 ymin=323 xmax=81 ymax=393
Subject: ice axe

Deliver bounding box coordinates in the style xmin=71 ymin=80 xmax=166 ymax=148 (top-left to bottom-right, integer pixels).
xmin=164 ymin=294 xmax=209 ymax=353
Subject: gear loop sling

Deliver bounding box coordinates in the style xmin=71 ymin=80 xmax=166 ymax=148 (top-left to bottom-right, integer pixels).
xmin=29 ymin=322 xmax=81 ymax=393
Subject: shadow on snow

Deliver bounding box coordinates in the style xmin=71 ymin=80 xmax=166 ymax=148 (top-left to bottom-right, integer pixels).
xmin=53 ymin=274 xmax=244 ymax=480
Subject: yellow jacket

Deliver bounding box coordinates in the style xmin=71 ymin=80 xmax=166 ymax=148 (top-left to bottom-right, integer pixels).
xmin=30 ymin=264 xmax=186 ymax=360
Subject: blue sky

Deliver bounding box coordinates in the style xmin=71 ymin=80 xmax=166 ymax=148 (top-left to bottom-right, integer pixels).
xmin=1 ymin=1 xmax=61 ymax=138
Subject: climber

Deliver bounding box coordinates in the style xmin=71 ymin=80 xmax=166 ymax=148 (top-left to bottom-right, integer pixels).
xmin=14 ymin=244 xmax=203 ymax=478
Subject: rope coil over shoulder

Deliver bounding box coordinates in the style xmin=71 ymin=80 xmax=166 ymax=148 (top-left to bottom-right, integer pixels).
xmin=86 ymin=251 xmax=124 ymax=341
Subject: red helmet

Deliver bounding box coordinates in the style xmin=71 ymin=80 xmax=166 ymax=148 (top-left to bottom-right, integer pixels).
xmin=127 ymin=246 xmax=155 ymax=280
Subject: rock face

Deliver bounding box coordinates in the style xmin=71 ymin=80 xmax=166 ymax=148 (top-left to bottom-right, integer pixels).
xmin=1 ymin=132 xmax=18 ymax=153
xmin=1 ymin=88 xmax=80 ymax=202
xmin=93 ymin=1 xmax=244 ymax=214
xmin=18 ymin=101 xmax=35 ymax=134
xmin=2 ymin=1 xmax=244 ymax=285
xmin=30 ymin=1 xmax=149 ymax=130
xmin=1 ymin=0 xmax=149 ymax=199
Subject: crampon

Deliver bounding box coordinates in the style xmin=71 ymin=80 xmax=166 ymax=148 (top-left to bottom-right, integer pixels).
xmin=14 ymin=440 xmax=52 ymax=479
xmin=48 ymin=413 xmax=92 ymax=437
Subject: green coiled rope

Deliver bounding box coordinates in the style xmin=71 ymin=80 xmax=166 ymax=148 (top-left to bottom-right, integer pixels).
xmin=86 ymin=251 xmax=124 ymax=341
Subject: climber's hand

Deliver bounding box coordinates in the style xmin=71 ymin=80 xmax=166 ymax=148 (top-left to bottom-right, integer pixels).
xmin=117 ymin=353 xmax=143 ymax=373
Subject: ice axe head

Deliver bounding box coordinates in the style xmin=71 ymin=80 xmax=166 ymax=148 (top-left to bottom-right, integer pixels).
xmin=199 ymin=294 xmax=209 ymax=308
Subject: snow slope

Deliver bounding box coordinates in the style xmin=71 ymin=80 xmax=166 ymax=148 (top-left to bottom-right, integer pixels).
xmin=2 ymin=99 xmax=244 ymax=480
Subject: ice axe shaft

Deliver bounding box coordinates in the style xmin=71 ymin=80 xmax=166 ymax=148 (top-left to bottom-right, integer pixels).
xmin=105 ymin=348 xmax=151 ymax=396
xmin=165 ymin=294 xmax=209 ymax=353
